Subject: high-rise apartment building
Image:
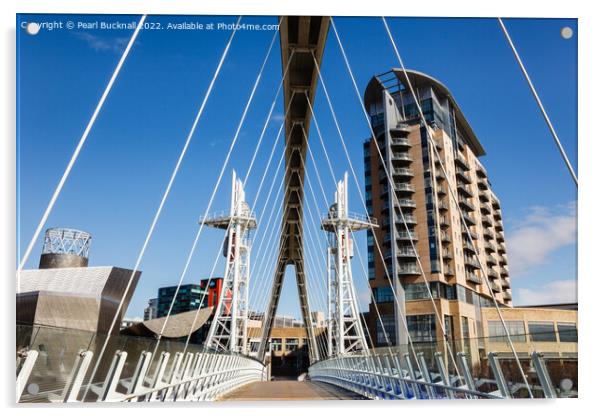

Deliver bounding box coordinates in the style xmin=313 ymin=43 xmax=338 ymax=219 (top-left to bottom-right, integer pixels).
xmin=363 ymin=69 xmax=512 ymax=357
xmin=144 ymin=298 xmax=158 ymax=321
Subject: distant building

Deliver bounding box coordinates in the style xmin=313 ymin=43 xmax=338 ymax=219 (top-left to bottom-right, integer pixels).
xmin=199 ymin=277 xmax=225 ymax=308
xmin=156 ymin=284 xmax=206 ymax=318
xmin=120 ymin=317 xmax=143 ymax=330
xmin=144 ymin=298 xmax=158 ymax=321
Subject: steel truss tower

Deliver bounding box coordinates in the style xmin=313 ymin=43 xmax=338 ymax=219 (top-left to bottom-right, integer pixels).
xmin=322 ymin=173 xmax=375 ymax=356
xmin=203 ymin=171 xmax=257 ymax=354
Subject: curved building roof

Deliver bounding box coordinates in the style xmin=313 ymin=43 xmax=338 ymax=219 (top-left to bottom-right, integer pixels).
xmin=364 ymin=69 xmax=485 ymax=156
xmin=121 ymin=307 xmax=213 ymax=338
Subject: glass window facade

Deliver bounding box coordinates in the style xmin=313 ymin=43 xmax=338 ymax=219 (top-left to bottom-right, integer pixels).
xmin=488 ymin=320 xmax=526 ymax=343
xmin=373 ymin=286 xmax=394 ymax=303
xmin=528 ymin=322 xmax=557 ymax=342
xmin=557 ymin=323 xmax=578 ymax=342
xmin=408 ymin=314 xmax=436 ymax=343
xmin=376 ymin=314 xmax=396 ymax=346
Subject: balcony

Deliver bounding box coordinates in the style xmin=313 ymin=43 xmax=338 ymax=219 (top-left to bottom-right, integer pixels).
xmin=458 ymin=184 xmax=474 ymax=197
xmin=462 ymin=213 xmax=476 ymax=226
xmin=486 ymin=254 xmax=497 ymax=266
xmin=491 ymin=195 xmax=500 ymax=209
xmin=459 ymin=197 xmax=476 ymax=211
xmin=440 ymin=232 xmax=451 ymax=243
xmin=501 ymin=278 xmax=511 ymax=289
xmin=439 ymin=216 xmax=450 ymax=228
xmin=480 ymin=203 xmax=491 ymax=215
xmin=500 ymin=266 xmax=509 ymax=277
xmin=390 ymin=137 xmax=411 ymax=147
xmin=503 ymin=292 xmax=512 ymax=301
xmin=462 ymin=229 xmax=478 ymax=240
xmin=455 ymin=168 xmax=472 ymax=184
xmin=483 ymin=229 xmax=494 ymax=240
xmin=478 ymin=190 xmax=490 ymax=203
xmin=498 ymin=242 xmax=506 ymax=253
xmin=494 ymin=220 xmax=503 ymax=231
xmin=476 ymin=163 xmax=487 ymax=178
xmin=466 ymin=273 xmax=481 ymax=285
xmin=396 ymin=247 xmax=417 ymax=258
xmin=491 ymin=282 xmax=502 ymax=293
xmin=496 ymin=232 xmax=505 ymax=242
xmin=488 ymin=268 xmax=500 ymax=279
xmin=438 ymin=200 xmax=449 ymax=211
xmin=484 ymin=241 xmax=496 ymax=253
xmin=398 ymin=264 xmax=420 ymax=275
xmin=477 ymin=177 xmax=488 ymax=190
xmin=441 ymin=249 xmax=453 ymax=260
xmin=396 ymin=231 xmax=418 ymax=241
xmin=437 ymin=186 xmax=447 ymax=196
xmin=394 ymin=213 xmax=417 ymax=225
xmin=499 ymin=254 xmax=508 ymax=265
xmin=482 ymin=215 xmax=493 ymax=227
xmin=444 ymin=266 xmax=455 ymax=277
xmin=493 ymin=210 xmax=502 ymax=221
xmin=395 ymin=198 xmax=416 ymax=209
xmin=393 ymin=183 xmax=415 ymax=193
xmin=391 ymin=167 xmax=414 ymax=178
xmin=463 ymin=239 xmax=476 ymax=253
xmin=390 ymin=123 xmax=412 ymax=135
xmin=391 ymin=152 xmax=413 ymax=164
xmin=455 ymin=152 xmax=469 ymax=170
xmin=464 ymin=257 xmax=480 ymax=269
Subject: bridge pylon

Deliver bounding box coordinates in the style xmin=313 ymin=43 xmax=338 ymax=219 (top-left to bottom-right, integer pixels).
xmin=322 ymin=172 xmax=376 ymax=356
xmin=202 ymin=170 xmax=257 ymax=354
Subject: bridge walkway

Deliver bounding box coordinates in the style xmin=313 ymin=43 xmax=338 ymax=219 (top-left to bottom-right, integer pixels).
xmin=219 ymin=380 xmax=367 ymax=401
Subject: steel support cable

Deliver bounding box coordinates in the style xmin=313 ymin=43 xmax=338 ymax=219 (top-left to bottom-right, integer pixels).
xmin=382 ymin=16 xmax=533 ymax=397
xmin=301 ymin=124 xmax=394 ymax=358
xmin=306 ymin=68 xmax=423 ymax=367
xmin=498 ymin=18 xmax=578 ymax=186
xmin=179 ymin=64 xmax=296 ymax=355
xmin=82 ymin=16 xmax=241 ymax=397
xmin=17 ymin=15 xmax=147 ymax=272
xmin=301 ymin=102 xmax=397 ymax=355
xmin=186 ymin=109 xmax=293 ymax=354
xmin=328 ymin=19 xmax=464 ymax=379
xmin=142 ymin=23 xmax=281 ymax=361
xmin=298 ymin=142 xmax=379 ymax=353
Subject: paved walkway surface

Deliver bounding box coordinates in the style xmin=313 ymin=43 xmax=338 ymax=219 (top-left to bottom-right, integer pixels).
xmin=220 ymin=380 xmax=367 ymax=401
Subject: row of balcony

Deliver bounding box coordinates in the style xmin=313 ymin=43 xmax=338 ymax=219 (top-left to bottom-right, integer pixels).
xmin=459 ymin=197 xmax=476 ymax=212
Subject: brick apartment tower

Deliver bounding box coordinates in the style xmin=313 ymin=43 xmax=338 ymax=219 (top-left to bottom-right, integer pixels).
xmin=363 ymin=69 xmax=512 ymax=360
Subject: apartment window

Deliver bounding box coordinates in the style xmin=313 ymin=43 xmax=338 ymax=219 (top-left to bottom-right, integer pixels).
xmin=528 ymin=322 xmax=557 ymax=342
xmin=285 ymin=338 xmax=299 ymax=351
xmin=271 ymin=338 xmax=282 ymax=352
xmin=488 ymin=320 xmax=526 ymax=342
xmin=444 ymin=315 xmax=455 ymax=341
xmin=408 ymin=314 xmax=436 ymax=343
xmin=557 ymin=323 xmax=578 ymax=342
xmin=373 ymin=286 xmax=394 ymax=303
xmin=462 ymin=316 xmax=470 ymax=340
xmin=376 ymin=315 xmax=396 ymax=346
xmin=404 ymin=283 xmax=430 ymax=300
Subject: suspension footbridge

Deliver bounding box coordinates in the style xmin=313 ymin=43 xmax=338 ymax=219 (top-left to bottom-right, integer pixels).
xmin=16 ymin=15 xmax=577 ymax=402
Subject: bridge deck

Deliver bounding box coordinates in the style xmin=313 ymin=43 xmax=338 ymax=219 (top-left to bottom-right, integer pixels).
xmin=219 ymin=380 xmax=367 ymax=401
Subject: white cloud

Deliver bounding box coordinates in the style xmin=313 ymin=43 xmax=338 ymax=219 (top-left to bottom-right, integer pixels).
xmin=506 ymin=201 xmax=576 ymax=277
xmin=514 ymin=279 xmax=577 ymax=306
xmin=271 ymin=113 xmax=285 ymax=122
xmin=73 ymin=32 xmax=130 ymax=53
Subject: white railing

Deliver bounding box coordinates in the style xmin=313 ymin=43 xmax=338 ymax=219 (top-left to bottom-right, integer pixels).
xmin=308 ymin=350 xmax=560 ymax=400
xmin=16 ymin=347 xmax=265 ymax=403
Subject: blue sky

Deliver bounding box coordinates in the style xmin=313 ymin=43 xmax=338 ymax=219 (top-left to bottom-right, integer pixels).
xmin=17 ymin=15 xmax=577 ymax=319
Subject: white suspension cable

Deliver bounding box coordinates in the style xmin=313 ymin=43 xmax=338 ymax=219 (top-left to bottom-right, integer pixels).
xmin=498 ymin=18 xmax=578 ymax=186
xmin=382 ymin=16 xmax=533 ymax=396
xmin=83 ymin=16 xmax=241 ymax=397
xmin=307 ymin=63 xmax=422 ymax=365
xmin=301 ymin=125 xmax=392 ymax=355
xmin=154 ymin=20 xmax=280 ymax=350
xmin=18 ymin=15 xmax=147 ymax=272
xmin=328 ymin=19 xmax=462 ymax=379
